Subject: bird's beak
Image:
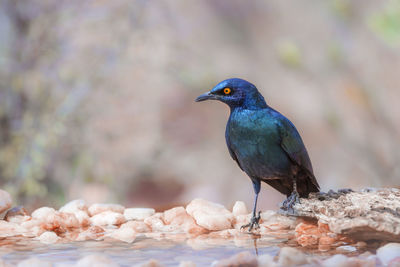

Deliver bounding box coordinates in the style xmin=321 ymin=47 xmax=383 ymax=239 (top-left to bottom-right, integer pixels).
xmin=195 ymin=92 xmax=217 ymax=102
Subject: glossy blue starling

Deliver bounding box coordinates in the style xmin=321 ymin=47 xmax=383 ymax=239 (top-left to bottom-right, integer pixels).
xmin=195 ymin=78 xmax=320 ymax=231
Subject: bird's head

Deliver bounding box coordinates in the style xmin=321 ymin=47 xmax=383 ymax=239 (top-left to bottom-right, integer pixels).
xmin=195 ymin=78 xmax=267 ymax=110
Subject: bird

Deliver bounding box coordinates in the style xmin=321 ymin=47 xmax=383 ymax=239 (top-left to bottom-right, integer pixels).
xmin=195 ymin=78 xmax=320 ymax=231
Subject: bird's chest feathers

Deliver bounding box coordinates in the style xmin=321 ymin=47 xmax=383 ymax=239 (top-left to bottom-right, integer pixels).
xmin=226 ymin=110 xmax=279 ymax=150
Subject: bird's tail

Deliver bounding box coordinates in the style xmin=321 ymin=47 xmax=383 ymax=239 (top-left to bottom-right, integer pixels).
xmin=297 ymin=172 xmax=320 ymax=198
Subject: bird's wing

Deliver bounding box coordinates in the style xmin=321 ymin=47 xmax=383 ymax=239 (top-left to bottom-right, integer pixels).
xmin=277 ymin=117 xmax=320 ymax=190
xmin=226 ymin=138 xmax=244 ymax=171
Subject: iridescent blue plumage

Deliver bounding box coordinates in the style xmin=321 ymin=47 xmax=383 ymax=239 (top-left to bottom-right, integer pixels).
xmin=196 ymin=78 xmax=320 ymax=231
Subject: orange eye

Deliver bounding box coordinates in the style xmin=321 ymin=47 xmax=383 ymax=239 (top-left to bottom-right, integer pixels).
xmin=223 ymin=87 xmax=231 ymax=95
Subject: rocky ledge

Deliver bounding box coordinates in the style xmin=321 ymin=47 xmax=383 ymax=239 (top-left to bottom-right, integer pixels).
xmin=0 ymin=188 xmax=399 ymax=266
xmin=292 ymin=188 xmax=400 ymax=242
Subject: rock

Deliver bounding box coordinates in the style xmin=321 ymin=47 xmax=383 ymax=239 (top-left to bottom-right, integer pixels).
xmin=322 ymin=256 xmax=376 ymax=267
xmin=59 ymin=199 xmax=90 ymax=226
xmin=294 ymin=222 xmax=320 ymax=247
xmin=258 ymin=254 xmax=277 ymax=267
xmin=90 ymin=211 xmax=126 ymax=226
xmin=178 ymin=261 xmax=196 ymax=267
xmin=4 ymin=206 xmax=29 ymax=224
xmin=31 ymin=207 xmax=56 ymax=220
xmin=336 ymin=245 xmax=357 ymax=252
xmin=214 ymin=251 xmax=258 ymax=267
xmin=163 ymin=207 xmax=207 ymax=234
xmin=38 ymin=231 xmax=60 ymax=244
xmin=232 ymin=201 xmax=248 ymax=216
xmin=186 ymin=199 xmax=234 ymax=231
xmin=58 ymin=212 xmax=80 ymax=228
xmin=234 ymin=214 xmax=252 ymax=230
xmin=139 ymin=259 xmax=164 ymax=267
xmin=72 ymin=210 xmax=91 ymax=227
xmin=0 ymin=220 xmax=27 ymax=237
xmin=31 ymin=208 xmax=79 ymax=232
xmin=108 ymin=227 xmax=136 ymax=243
xmin=17 ymin=257 xmax=52 ymax=267
xmin=322 ymin=255 xmax=351 ymax=267
xmin=120 ymin=221 xmax=151 ymax=233
xmin=259 ymin=210 xmax=297 ymax=231
xmin=88 ymin=203 xmax=125 ymax=217
xmin=144 ymin=213 xmax=175 ymax=232
xmin=59 ymin=199 xmax=88 ymax=213
xmin=20 ymin=219 xmax=42 ymax=237
xmin=40 ymin=211 xmax=80 ymax=233
xmin=277 ymin=247 xmax=308 ymax=266
xmin=0 ymin=189 xmax=12 ymax=214
xmin=377 ymin=243 xmax=400 ymax=265
xmin=389 ymin=258 xmax=400 ymax=267
xmin=293 ymin=188 xmax=400 ymax=242
xmin=124 ymin=208 xmax=155 ymax=221
xmin=75 ymin=226 xmax=105 ymax=241
xmin=75 ymin=254 xmax=119 ymax=267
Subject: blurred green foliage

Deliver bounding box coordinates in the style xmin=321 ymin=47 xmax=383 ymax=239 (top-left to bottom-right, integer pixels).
xmin=276 ymin=41 xmax=302 ymax=68
xmin=0 ymin=0 xmax=399 ymax=210
xmin=369 ymin=0 xmax=400 ymax=45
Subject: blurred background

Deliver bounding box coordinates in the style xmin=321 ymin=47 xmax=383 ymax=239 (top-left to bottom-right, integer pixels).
xmin=0 ymin=0 xmax=399 ymax=212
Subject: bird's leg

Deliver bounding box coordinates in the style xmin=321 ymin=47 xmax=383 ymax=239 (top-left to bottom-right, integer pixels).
xmin=280 ymin=178 xmax=301 ymax=215
xmin=241 ymin=180 xmax=261 ymax=232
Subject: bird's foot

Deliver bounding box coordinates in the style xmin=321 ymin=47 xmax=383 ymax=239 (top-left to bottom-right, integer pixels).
xmin=280 ymin=191 xmax=301 ymax=216
xmin=241 ymin=211 xmax=261 ymax=232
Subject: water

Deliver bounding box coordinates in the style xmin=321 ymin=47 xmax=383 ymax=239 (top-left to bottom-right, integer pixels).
xmin=0 ymin=235 xmax=282 ymax=266
xmin=0 ymin=231 xmax=374 ymax=266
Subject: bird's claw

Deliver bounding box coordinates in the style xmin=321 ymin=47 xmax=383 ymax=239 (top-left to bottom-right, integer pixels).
xmin=280 ymin=191 xmax=300 ymax=215
xmin=241 ymin=211 xmax=261 ymax=232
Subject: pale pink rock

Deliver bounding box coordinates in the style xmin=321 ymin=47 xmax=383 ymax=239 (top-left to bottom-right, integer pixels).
xmin=0 ymin=220 xmax=27 ymax=237
xmin=90 ymin=211 xmax=126 ymax=226
xmin=322 ymin=254 xmax=349 ymax=267
xmin=258 ymin=254 xmax=278 ymax=267
xmin=108 ymin=227 xmax=136 ymax=243
xmin=40 ymin=211 xmax=79 ymax=232
xmin=31 ymin=207 xmax=56 ymax=220
xmin=17 ymin=257 xmax=52 ymax=267
xmin=232 ymin=201 xmax=248 ymax=216
xmin=144 ymin=213 xmax=175 ymax=232
xmin=260 ymin=211 xmax=296 ymax=231
xmin=278 ymin=247 xmax=308 ymax=266
xmin=389 ymin=257 xmax=400 ymax=267
xmin=124 ymin=208 xmax=155 ymax=221
xmin=163 ymin=207 xmax=207 ymax=234
xmin=214 ymin=251 xmax=258 ymax=267
xmin=59 ymin=199 xmax=90 ymax=226
xmin=120 ymin=220 xmax=151 ymax=233
xmin=72 ymin=210 xmax=91 ymax=227
xmin=31 ymin=209 xmax=79 ymax=233
xmin=59 ymin=199 xmax=87 ymax=212
xmin=88 ymin=203 xmax=125 ymax=216
xmin=322 ymin=255 xmax=376 ymax=267
xmin=75 ymin=226 xmax=105 ymax=241
xmin=58 ymin=212 xmax=80 ymax=228
xmin=186 ymin=199 xmax=234 ymax=231
xmin=75 ymin=254 xmax=119 ymax=267
xmin=233 ymin=214 xmax=252 ymax=230
xmin=0 ymin=189 xmax=12 ymax=214
xmin=140 ymin=259 xmax=165 ymax=267
xmin=38 ymin=231 xmax=60 ymax=244
xmin=20 ymin=219 xmax=42 ymax=236
xmin=377 ymin=243 xmax=400 ymax=265
xmin=179 ymin=261 xmax=196 ymax=267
